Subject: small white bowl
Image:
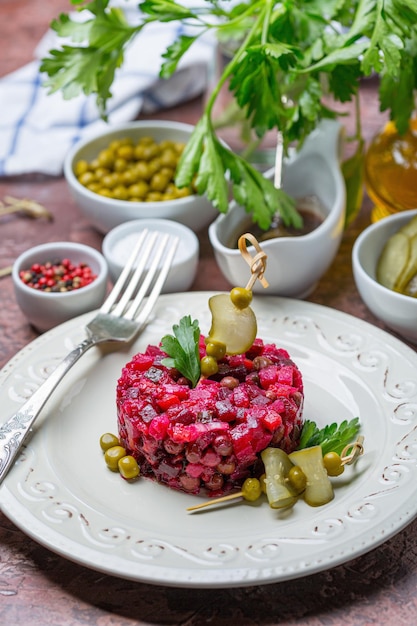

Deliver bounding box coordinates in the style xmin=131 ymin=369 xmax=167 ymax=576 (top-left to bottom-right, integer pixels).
xmin=102 ymin=218 xmax=199 ymax=292
xmin=12 ymin=242 xmax=108 ymax=332
xmin=352 ymin=209 xmax=417 ymax=344
xmin=64 ymin=120 xmax=218 ymax=234
xmin=208 ymin=120 xmax=346 ymax=298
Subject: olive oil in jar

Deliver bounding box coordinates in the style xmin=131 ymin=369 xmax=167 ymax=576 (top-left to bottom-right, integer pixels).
xmin=364 ymin=118 xmax=417 ymax=222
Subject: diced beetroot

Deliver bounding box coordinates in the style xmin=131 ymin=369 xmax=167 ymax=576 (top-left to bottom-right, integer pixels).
xmin=252 ymin=429 xmax=273 ymax=454
xmin=117 ymin=335 xmax=304 ymax=496
xmin=245 ymin=338 xmax=264 ymax=358
xmin=232 ymin=384 xmax=250 ymax=408
xmin=228 ymin=355 xmax=254 ymax=371
xmin=231 ymin=424 xmax=257 ymax=463
xmin=167 ymin=421 xmax=211 ymax=443
xmin=145 ymin=344 xmax=166 ymax=358
xmin=164 ymin=383 xmax=189 ymax=400
xmin=186 ymin=463 xmax=206 ymax=478
xmin=214 ymin=399 xmax=237 ymax=422
xmin=276 ymin=365 xmax=294 ymax=385
xmin=261 ymin=409 xmax=283 ymax=431
xmin=128 ymin=353 xmax=154 ymax=371
xmin=263 ymin=345 xmax=290 ymax=359
xmin=268 ymin=383 xmax=299 ymax=399
xmin=148 ymin=414 xmax=170 ymax=440
xmin=258 ymin=365 xmax=279 ymax=388
xmin=204 ymin=421 xmax=230 ymax=435
xmin=156 ymin=393 xmax=180 ymax=411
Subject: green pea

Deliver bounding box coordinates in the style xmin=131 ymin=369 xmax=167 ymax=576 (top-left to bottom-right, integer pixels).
xmin=242 ymin=477 xmax=262 ymax=502
xmin=99 ymin=432 xmax=119 ymax=452
xmin=118 ymin=455 xmax=140 ymax=480
xmin=104 ymin=445 xmax=126 ymax=471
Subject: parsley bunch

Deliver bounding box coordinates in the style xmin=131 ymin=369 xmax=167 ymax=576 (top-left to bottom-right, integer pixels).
xmin=299 ymin=417 xmax=361 ymax=456
xmin=41 ymin=0 xmax=417 ymax=228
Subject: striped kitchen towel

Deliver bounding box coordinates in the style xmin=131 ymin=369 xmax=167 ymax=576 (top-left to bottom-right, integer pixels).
xmin=0 ymin=5 xmax=216 ymax=176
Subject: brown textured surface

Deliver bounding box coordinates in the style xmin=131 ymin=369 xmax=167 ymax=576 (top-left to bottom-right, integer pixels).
xmin=1 ymin=2 xmax=417 ymax=625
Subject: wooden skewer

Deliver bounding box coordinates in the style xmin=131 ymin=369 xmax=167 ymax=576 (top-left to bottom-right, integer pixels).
xmin=187 ymin=437 xmax=365 ymax=512
xmin=238 ymin=233 xmax=269 ymax=291
xmin=341 ymin=435 xmax=364 ymax=465
xmin=187 ymin=491 xmax=244 ymax=512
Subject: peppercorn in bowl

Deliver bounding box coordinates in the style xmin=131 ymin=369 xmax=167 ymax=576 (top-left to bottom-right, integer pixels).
xmin=12 ymin=241 xmax=108 ymax=332
xmin=64 ymin=121 xmax=218 ymax=234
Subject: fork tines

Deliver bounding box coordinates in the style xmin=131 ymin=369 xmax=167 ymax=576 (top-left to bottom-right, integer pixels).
xmin=101 ymin=229 xmax=179 ymax=320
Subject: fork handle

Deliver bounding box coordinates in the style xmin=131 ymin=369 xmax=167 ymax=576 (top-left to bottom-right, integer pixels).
xmin=0 ymin=337 xmax=95 ymax=485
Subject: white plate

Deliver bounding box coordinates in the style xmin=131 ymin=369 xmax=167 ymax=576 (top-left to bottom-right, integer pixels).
xmin=1 ymin=292 xmax=417 ymax=588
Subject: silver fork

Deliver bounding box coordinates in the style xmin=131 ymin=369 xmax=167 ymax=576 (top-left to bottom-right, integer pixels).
xmin=0 ymin=229 xmax=178 ymax=484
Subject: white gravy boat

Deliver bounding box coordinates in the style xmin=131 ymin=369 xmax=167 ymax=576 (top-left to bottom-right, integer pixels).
xmin=208 ymin=119 xmax=346 ymax=298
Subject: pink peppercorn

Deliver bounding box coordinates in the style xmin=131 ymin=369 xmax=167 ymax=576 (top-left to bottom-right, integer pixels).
xmin=19 ymin=258 xmax=97 ymax=292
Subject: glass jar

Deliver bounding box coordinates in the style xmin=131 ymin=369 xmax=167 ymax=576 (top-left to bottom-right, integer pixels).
xmin=364 ymin=117 xmax=417 ymax=222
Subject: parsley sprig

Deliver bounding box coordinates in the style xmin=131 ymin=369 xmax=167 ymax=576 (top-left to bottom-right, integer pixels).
xmin=40 ymin=0 xmax=417 ymax=228
xmin=299 ymin=417 xmax=361 ymax=456
xmin=160 ymin=316 xmax=201 ymax=387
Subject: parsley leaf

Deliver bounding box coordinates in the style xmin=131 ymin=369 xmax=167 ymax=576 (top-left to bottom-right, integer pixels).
xmin=161 ymin=316 xmax=201 ymax=387
xmin=176 ymin=114 xmax=302 ymax=228
xmin=40 ymin=6 xmax=139 ymax=117
xmin=140 ymin=0 xmax=197 ymax=21
xmin=222 ymin=145 xmax=302 ymax=229
xmin=40 ymin=0 xmax=417 ymax=228
xmin=379 ymin=44 xmax=417 ymax=134
xmin=230 ymin=43 xmax=301 ymax=137
xmin=299 ymin=417 xmax=360 ymax=456
xmin=160 ymin=35 xmax=197 ymax=78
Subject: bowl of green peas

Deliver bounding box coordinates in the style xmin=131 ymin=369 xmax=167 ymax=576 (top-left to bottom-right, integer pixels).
xmin=64 ymin=120 xmax=218 ymax=234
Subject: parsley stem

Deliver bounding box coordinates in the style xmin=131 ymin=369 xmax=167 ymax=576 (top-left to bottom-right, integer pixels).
xmin=204 ymin=1 xmax=267 ymax=118
xmin=354 ymin=92 xmax=363 ymax=143
xmin=261 ymin=0 xmax=274 ymax=45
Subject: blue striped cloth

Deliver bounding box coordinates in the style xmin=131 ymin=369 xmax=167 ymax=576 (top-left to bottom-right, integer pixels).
xmin=0 ymin=8 xmax=216 ymax=176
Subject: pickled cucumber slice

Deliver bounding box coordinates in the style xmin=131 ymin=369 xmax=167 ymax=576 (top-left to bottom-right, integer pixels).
xmin=396 ymin=234 xmax=417 ymax=293
xmin=405 ymin=274 xmax=417 ymax=297
xmin=261 ymin=448 xmax=298 ymax=509
xmin=289 ymin=445 xmax=334 ymax=507
xmin=398 ymin=215 xmax=417 ymax=239
xmin=376 ymin=231 xmax=409 ymax=290
xmin=207 ymin=293 xmax=257 ymax=355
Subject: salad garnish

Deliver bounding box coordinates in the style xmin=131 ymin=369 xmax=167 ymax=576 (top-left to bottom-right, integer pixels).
xmin=299 ymin=417 xmax=361 ymax=455
xmin=160 ymin=315 xmax=201 ymax=388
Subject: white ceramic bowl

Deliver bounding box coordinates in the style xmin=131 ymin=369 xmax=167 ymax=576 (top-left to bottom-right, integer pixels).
xmin=208 ymin=120 xmax=346 ymax=298
xmin=12 ymin=242 xmax=108 ymax=332
xmin=352 ymin=209 xmax=417 ymax=344
xmin=102 ymin=218 xmax=199 ymax=292
xmin=64 ymin=121 xmax=218 ymax=234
